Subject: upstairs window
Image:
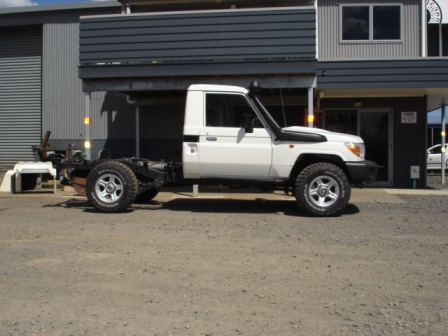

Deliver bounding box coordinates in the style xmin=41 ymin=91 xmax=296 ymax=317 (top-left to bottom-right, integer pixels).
xmin=341 ymin=5 xmax=402 ymax=42
xmin=427 ymin=23 xmax=448 ymax=56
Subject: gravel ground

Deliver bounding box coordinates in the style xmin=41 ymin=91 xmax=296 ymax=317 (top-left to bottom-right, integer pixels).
xmin=0 ymin=170 xmax=447 ymax=336
xmin=427 ymin=172 xmax=448 ymax=190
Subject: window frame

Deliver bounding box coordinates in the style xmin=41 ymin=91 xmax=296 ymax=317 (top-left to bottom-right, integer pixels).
xmin=340 ymin=4 xmax=403 ymax=43
xmin=204 ymin=92 xmax=266 ymax=129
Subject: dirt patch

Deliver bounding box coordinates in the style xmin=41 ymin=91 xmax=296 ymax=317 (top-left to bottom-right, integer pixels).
xmin=0 ymin=193 xmax=447 ymax=335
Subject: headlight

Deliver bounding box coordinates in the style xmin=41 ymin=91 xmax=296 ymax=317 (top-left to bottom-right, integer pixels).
xmin=345 ymin=142 xmax=365 ymax=158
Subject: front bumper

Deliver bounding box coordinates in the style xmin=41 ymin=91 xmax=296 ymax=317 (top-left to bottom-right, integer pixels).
xmin=346 ymin=160 xmax=378 ymax=184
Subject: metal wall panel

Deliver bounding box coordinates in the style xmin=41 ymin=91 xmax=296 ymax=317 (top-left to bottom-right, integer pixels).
xmin=318 ymin=0 xmax=421 ymax=60
xmin=0 ymin=4 xmax=124 ymax=168
xmin=43 ymin=22 xmax=84 ymax=141
xmin=79 ymin=7 xmax=316 ymax=79
xmin=80 ymin=59 xmax=317 ymax=81
xmin=132 ymin=0 xmax=311 ymax=13
xmin=90 ymin=91 xmax=136 ymax=140
xmin=140 ymin=104 xmax=185 ymax=140
xmin=0 ymin=26 xmax=42 ymax=169
xmin=317 ymin=58 xmax=448 ymax=89
xmin=42 ymin=20 xmax=136 ymax=142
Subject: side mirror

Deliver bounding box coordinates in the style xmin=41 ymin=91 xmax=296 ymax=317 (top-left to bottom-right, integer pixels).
xmin=242 ymin=113 xmax=254 ymax=133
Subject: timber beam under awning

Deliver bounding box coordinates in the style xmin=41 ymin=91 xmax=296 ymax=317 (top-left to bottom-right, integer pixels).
xmin=81 ymin=75 xmax=316 ymax=93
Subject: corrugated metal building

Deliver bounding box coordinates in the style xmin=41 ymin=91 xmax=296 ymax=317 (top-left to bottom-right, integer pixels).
xmin=0 ymin=1 xmax=124 ymax=169
xmin=0 ymin=26 xmax=42 ymax=167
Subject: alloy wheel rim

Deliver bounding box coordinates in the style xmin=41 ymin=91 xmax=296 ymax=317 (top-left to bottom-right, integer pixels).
xmin=307 ymin=175 xmax=340 ymax=208
xmin=95 ymin=173 xmax=124 ymax=203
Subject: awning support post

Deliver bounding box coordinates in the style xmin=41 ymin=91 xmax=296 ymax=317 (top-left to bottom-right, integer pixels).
xmin=135 ymin=106 xmax=140 ymax=158
xmin=307 ymin=87 xmax=314 ymax=128
xmin=84 ymin=92 xmax=91 ymax=160
xmin=441 ymin=104 xmax=446 ymax=184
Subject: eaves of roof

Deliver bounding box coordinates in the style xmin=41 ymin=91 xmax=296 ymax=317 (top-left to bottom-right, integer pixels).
xmin=0 ymin=1 xmax=121 ymax=15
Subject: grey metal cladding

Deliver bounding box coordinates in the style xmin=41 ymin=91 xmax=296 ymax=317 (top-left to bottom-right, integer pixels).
xmin=317 ymin=59 xmax=448 ymax=89
xmin=43 ymin=22 xmax=86 ymax=141
xmin=79 ymin=7 xmax=316 ymax=78
xmin=0 ymin=26 xmax=42 ymax=169
xmin=0 ymin=26 xmax=42 ymax=57
xmin=79 ymin=59 xmax=317 ymax=80
xmin=318 ymin=0 xmax=420 ymax=60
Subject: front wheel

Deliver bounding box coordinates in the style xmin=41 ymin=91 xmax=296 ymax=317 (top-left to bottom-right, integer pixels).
xmin=295 ymin=162 xmax=351 ymax=217
xmin=86 ymin=161 xmax=138 ymax=212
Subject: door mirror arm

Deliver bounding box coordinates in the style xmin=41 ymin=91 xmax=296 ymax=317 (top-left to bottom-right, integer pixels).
xmin=242 ymin=113 xmax=254 ymax=133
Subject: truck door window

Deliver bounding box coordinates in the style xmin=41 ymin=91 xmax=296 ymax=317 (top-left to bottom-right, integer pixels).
xmin=206 ymin=93 xmax=262 ymax=128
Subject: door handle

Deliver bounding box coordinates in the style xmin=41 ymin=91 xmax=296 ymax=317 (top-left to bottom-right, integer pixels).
xmin=206 ymin=137 xmax=217 ymax=141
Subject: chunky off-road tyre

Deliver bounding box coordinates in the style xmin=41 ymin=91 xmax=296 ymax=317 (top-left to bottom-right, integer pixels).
xmin=295 ymin=162 xmax=351 ymax=217
xmin=134 ymin=188 xmax=159 ymax=204
xmin=86 ymin=161 xmax=139 ymax=212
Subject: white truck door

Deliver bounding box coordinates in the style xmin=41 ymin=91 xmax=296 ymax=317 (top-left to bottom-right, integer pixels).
xmin=198 ymin=92 xmax=272 ymax=178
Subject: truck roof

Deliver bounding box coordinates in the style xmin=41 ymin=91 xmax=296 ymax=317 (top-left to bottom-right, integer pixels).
xmin=188 ymin=84 xmax=249 ymax=94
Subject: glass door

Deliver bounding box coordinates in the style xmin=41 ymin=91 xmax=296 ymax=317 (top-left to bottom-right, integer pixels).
xmin=359 ymin=110 xmax=392 ymax=185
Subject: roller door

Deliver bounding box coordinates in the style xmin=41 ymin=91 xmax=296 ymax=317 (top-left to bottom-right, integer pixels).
xmin=0 ymin=26 xmax=42 ymax=169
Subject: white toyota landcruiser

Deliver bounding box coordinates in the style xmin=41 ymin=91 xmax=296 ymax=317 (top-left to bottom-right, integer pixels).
xmin=52 ymin=82 xmax=377 ymax=217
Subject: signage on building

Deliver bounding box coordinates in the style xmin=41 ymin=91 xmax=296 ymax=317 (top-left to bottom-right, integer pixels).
xmin=427 ymin=0 xmax=448 ymax=24
xmin=401 ymin=112 xmax=417 ymax=124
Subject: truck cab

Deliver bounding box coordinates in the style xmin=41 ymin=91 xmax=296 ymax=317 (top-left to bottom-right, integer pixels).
xmin=183 ymin=83 xmax=274 ymax=179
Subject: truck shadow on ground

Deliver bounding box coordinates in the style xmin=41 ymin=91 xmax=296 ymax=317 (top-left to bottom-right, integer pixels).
xmin=49 ymin=198 xmax=360 ymax=217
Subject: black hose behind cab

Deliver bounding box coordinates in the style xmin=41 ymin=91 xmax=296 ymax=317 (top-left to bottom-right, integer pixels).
xmin=247 ymin=81 xmax=327 ymax=143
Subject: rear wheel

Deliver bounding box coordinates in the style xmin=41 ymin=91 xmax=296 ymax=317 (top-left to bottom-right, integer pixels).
xmin=86 ymin=161 xmax=138 ymax=212
xmin=295 ymin=162 xmax=350 ymax=217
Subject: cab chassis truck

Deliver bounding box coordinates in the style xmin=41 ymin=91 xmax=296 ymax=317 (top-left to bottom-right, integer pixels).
xmin=52 ymin=82 xmax=377 ymax=217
